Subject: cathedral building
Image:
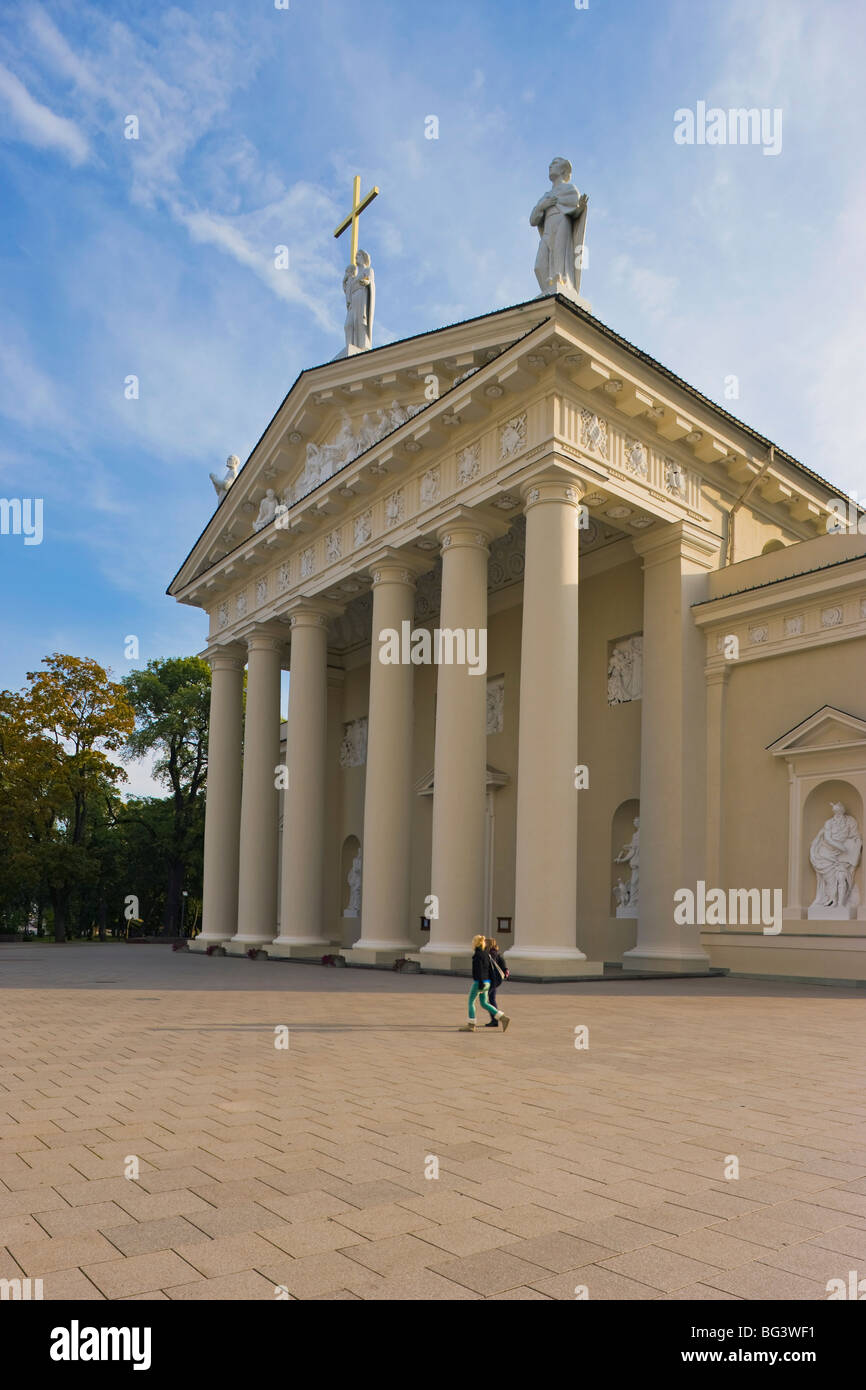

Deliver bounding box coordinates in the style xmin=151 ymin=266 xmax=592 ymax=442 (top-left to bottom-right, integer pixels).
xmin=169 ymin=279 xmax=866 ymax=984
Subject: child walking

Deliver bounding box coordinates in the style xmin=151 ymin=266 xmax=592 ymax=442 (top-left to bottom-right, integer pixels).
xmin=460 ymin=935 xmax=510 ymax=1033
xmin=484 ymin=936 xmax=509 ymax=1027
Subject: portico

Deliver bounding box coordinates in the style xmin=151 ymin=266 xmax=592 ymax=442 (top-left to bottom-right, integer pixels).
xmin=170 ymin=291 xmax=865 ymax=982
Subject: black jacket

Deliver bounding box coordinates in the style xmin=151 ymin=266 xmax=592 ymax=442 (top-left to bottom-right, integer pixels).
xmin=471 ymin=947 xmax=492 ymax=983
xmin=488 ymin=948 xmax=507 ymax=983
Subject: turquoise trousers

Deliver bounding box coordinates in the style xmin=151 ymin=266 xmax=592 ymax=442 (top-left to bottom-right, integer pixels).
xmin=468 ymin=981 xmax=499 ymax=1021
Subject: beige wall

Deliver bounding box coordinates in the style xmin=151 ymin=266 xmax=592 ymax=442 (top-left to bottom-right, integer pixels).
xmin=336 ymin=662 xmax=368 ymax=947
xmin=577 ymin=556 xmax=644 ymax=961
xmin=721 ymin=640 xmax=866 ymax=895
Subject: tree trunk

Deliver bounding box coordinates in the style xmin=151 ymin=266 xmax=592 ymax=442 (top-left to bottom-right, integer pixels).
xmin=162 ymin=859 xmax=184 ymax=936
xmin=97 ymin=896 xmax=107 ymax=942
xmin=52 ymin=890 xmax=67 ymax=943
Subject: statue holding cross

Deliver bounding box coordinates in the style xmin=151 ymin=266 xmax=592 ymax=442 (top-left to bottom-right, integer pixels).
xmin=334 ymin=175 xmax=379 ymax=353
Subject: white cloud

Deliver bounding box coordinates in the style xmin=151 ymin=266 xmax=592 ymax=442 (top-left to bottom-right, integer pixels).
xmin=0 ymin=60 xmax=89 ymax=165
xmin=0 ymin=334 xmax=71 ymax=432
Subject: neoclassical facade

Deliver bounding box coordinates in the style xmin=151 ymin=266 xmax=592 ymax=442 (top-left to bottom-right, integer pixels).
xmin=169 ymin=294 xmax=866 ymax=981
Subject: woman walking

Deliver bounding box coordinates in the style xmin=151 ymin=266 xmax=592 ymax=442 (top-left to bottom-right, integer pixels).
xmin=460 ymin=935 xmax=510 ymax=1033
xmin=484 ymin=937 xmax=509 ymax=1027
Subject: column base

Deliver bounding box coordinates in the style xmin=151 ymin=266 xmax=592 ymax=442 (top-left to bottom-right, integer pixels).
xmin=621 ymin=945 xmax=711 ymax=973
xmin=224 ymin=935 xmax=276 ymax=957
xmin=416 ymin=943 xmax=473 ymax=972
xmin=268 ymin=937 xmax=333 ymax=960
xmin=188 ymin=935 xmax=232 ymax=954
xmin=504 ymin=948 xmax=604 ymax=978
xmin=342 ymin=941 xmax=418 ymax=967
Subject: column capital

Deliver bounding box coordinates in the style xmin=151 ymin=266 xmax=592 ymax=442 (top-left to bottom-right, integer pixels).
xmin=283 ymin=597 xmax=344 ymax=631
xmin=201 ymin=643 xmax=246 ymax=671
xmin=704 ymin=661 xmax=732 ymax=687
xmin=520 ymin=473 xmax=586 ymax=512
xmin=433 ymin=505 xmax=510 ymax=555
xmin=366 ymin=547 xmax=431 ymax=588
xmin=632 ymin=519 xmax=722 ymax=571
xmin=245 ymin=628 xmax=287 ymax=655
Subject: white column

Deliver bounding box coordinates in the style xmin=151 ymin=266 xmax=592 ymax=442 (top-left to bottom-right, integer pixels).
xmin=271 ymin=606 xmax=332 ymax=957
xmin=507 ymin=473 xmax=603 ymax=977
xmin=192 ymin=646 xmax=244 ymax=953
xmin=344 ymin=557 xmax=426 ymax=965
xmin=228 ymin=631 xmax=283 ymax=954
xmin=622 ymin=521 xmax=721 ymax=971
xmin=420 ymin=522 xmax=491 ymax=970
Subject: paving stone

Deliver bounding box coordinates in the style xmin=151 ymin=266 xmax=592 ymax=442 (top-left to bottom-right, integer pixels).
xmin=599 ymin=1245 xmax=724 ymax=1292
xmin=499 ymin=1232 xmax=617 ymax=1273
xmin=102 ymin=1216 xmax=212 ymax=1258
xmin=41 ymin=1267 xmax=107 ymax=1300
xmin=256 ymin=1219 xmax=369 ymax=1258
xmin=172 ymin=1231 xmax=288 ymax=1278
xmin=430 ymin=1248 xmax=552 ymax=1296
xmin=83 ymin=1250 xmax=204 ymax=1299
xmin=810 ymin=1226 xmax=866 ymax=1260
xmin=332 ymin=1202 xmax=436 ymax=1240
xmin=255 ymin=1250 xmax=386 ymax=1299
xmin=361 ymin=1267 xmax=482 ymax=1300
xmin=166 ymin=1270 xmax=278 ymax=1300
xmin=655 ymin=1228 xmax=770 ymax=1270
xmin=529 ymin=1266 xmax=660 ymax=1300
xmin=707 ymin=1213 xmax=818 ymax=1250
xmin=183 ymin=1202 xmax=287 ymax=1238
xmin=412 ymin=1218 xmax=516 ymax=1257
xmin=8 ymin=1231 xmax=120 ymax=1276
xmin=757 ymin=1241 xmax=863 ymax=1282
xmin=700 ymin=1264 xmax=829 ymax=1300
xmin=342 ymin=1233 xmax=443 ymax=1276
xmin=395 ymin=1191 xmax=499 ymax=1224
xmin=660 ymin=1283 xmax=743 ymax=1300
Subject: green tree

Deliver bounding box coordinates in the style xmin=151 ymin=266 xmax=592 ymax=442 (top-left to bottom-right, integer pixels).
xmin=0 ymin=655 xmax=134 ymax=940
xmin=122 ymin=657 xmax=211 ymax=936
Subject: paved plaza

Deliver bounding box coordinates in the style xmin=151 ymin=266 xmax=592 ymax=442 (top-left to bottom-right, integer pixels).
xmin=1 ymin=945 xmax=865 ymax=1301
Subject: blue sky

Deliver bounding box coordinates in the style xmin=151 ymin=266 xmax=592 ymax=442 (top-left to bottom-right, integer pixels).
xmin=1 ymin=0 xmax=865 ymax=790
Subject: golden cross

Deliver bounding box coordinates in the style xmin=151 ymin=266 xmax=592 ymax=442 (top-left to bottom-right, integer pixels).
xmin=333 ymin=175 xmax=379 ymax=268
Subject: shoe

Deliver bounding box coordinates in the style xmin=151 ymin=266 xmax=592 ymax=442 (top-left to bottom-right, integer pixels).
xmin=484 ymin=1020 xmax=499 ymax=1028
xmin=499 ymin=1015 xmax=511 ymax=1033
xmin=459 ymin=1022 xmax=476 ymax=1032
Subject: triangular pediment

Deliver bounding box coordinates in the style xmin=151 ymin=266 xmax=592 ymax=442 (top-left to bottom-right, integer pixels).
xmin=767 ymin=706 xmax=866 ymax=757
xmin=168 ymin=298 xmax=549 ymax=597
xmin=168 ymin=292 xmax=851 ymax=611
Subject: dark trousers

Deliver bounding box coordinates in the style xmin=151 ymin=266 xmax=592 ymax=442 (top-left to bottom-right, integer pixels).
xmin=488 ymin=982 xmax=499 ymax=1012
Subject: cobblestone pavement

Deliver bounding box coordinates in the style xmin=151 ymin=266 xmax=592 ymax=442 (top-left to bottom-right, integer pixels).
xmin=2 ymin=945 xmax=865 ymax=1301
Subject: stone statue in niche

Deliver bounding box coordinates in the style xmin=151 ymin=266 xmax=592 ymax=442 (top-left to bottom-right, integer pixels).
xmin=210 ymin=454 xmax=240 ymax=503
xmin=809 ymin=802 xmax=862 ymax=912
xmin=339 ymin=718 xmax=368 ymax=769
xmin=613 ymin=817 xmax=640 ymax=917
xmin=607 ymin=635 xmax=643 ymax=705
xmin=345 ymin=850 xmax=363 ymax=917
xmin=486 ymin=677 xmax=504 ymax=735
xmin=252 ymin=488 xmax=278 ymax=532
